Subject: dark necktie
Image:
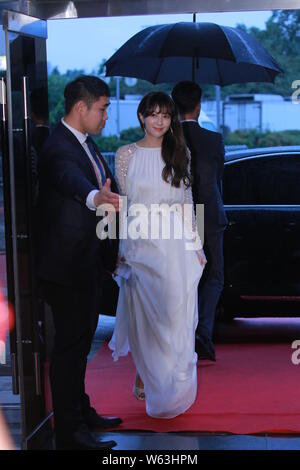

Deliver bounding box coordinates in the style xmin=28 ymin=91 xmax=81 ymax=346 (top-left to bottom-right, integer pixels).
xmin=85 ymin=136 xmax=106 ymax=186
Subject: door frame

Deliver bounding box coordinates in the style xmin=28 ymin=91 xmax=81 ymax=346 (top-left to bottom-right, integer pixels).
xmin=2 ymin=9 xmax=51 ymax=449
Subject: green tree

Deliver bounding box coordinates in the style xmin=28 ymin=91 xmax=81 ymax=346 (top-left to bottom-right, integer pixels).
xmin=225 ymin=129 xmax=300 ymax=148
xmin=94 ymin=126 xmax=144 ymax=152
xmin=224 ymin=10 xmax=300 ymax=98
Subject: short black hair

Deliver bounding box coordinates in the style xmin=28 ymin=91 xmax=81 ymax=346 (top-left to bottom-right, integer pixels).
xmin=171 ymin=81 xmax=202 ymax=115
xmin=64 ymin=75 xmax=110 ymax=114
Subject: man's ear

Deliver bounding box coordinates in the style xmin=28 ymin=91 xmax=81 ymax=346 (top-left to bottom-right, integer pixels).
xmin=76 ymin=100 xmax=86 ymax=114
xmin=195 ymin=102 xmax=201 ymax=116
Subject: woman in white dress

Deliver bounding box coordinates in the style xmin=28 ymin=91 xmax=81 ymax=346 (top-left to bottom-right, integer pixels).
xmin=109 ymin=92 xmax=206 ymax=419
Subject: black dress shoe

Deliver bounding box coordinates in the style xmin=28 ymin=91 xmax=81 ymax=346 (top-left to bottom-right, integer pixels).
xmin=85 ymin=407 xmax=122 ymax=430
xmin=195 ymin=336 xmax=216 ymax=361
xmin=197 ymin=349 xmax=216 ymax=361
xmin=56 ymin=430 xmax=117 ymax=450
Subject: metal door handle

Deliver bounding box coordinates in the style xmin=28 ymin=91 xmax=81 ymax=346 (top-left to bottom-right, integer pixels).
xmin=11 ymin=353 xmax=19 ymax=394
xmin=0 ymin=78 xmax=6 ymax=120
xmin=34 ymin=353 xmax=41 ymax=396
xmin=22 ymin=76 xmax=29 ymax=119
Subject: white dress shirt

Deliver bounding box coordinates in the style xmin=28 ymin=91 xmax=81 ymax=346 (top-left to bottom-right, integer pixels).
xmin=61 ymin=118 xmax=99 ymax=210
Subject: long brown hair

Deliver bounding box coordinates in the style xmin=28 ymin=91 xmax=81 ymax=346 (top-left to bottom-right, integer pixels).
xmin=137 ymin=92 xmax=191 ymax=188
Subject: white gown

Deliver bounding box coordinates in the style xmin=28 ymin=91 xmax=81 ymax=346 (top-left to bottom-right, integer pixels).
xmin=109 ymin=143 xmax=204 ymax=418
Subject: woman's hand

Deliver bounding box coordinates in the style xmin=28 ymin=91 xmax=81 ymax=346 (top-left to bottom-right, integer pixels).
xmin=113 ymin=256 xmax=126 ymax=276
xmin=118 ymin=256 xmax=126 ymax=266
xmin=196 ymin=248 xmax=207 ymax=267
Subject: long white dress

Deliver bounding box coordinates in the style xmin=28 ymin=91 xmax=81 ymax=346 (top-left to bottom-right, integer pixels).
xmin=109 ymin=143 xmax=204 ymax=419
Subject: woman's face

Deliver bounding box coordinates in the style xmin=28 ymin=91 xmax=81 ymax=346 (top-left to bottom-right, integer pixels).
xmin=140 ymin=105 xmax=171 ymax=140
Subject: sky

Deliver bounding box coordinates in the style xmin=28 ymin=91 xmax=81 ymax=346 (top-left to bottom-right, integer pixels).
xmin=46 ymin=10 xmax=272 ymax=73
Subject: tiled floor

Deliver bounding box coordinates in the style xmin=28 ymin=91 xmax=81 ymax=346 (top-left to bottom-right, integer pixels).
xmin=2 ymin=315 xmax=300 ymax=450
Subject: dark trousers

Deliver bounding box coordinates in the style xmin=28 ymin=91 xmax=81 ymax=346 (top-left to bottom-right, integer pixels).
xmin=197 ymin=229 xmax=225 ymax=341
xmin=43 ymin=273 xmax=102 ymax=437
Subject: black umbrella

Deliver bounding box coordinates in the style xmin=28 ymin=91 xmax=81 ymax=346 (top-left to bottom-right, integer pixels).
xmin=105 ymin=22 xmax=282 ymax=85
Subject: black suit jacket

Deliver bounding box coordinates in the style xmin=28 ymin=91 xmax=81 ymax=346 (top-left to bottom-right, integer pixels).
xmin=181 ymin=121 xmax=228 ymax=232
xmin=37 ymin=122 xmax=119 ymax=288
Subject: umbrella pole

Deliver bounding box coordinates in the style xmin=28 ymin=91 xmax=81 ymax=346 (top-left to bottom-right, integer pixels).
xmin=216 ymin=85 xmax=221 ymax=132
xmin=192 ymin=13 xmax=196 ymax=82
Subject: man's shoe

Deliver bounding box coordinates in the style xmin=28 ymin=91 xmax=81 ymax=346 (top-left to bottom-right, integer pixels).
xmin=85 ymin=407 xmax=122 ymax=430
xmin=195 ymin=336 xmax=216 ymax=361
xmin=197 ymin=349 xmax=216 ymax=361
xmin=56 ymin=430 xmax=117 ymax=450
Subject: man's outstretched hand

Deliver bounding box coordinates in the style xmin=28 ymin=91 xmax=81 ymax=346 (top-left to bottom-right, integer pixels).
xmin=93 ymin=178 xmax=122 ymax=211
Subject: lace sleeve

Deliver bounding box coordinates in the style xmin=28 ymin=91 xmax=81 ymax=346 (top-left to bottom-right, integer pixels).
xmin=114 ymin=144 xmax=136 ymax=267
xmin=183 ymin=151 xmax=202 ymax=251
xmin=115 ymin=143 xmax=136 ymax=195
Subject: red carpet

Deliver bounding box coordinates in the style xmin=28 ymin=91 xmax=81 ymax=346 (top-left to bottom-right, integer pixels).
xmin=86 ymin=342 xmax=300 ymax=434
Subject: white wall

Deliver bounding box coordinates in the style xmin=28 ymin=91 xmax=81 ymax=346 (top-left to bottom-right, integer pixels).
xmin=223 ymin=98 xmax=300 ymax=132
xmin=102 ymin=96 xmax=300 ymax=136
xmin=103 ymin=98 xmax=217 ymax=136
xmin=262 ymin=101 xmax=300 ymax=131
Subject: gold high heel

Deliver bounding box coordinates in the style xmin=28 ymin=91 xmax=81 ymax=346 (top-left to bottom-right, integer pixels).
xmin=133 ymin=374 xmax=145 ymax=401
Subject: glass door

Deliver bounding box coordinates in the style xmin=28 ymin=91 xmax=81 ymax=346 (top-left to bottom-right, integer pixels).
xmin=2 ymin=10 xmax=52 ymax=450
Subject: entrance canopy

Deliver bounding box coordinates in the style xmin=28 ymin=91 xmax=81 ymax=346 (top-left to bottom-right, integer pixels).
xmin=0 ymin=0 xmax=299 ymax=21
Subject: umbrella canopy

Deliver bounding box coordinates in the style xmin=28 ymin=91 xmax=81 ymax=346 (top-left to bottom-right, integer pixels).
xmin=105 ymin=22 xmax=282 ymax=86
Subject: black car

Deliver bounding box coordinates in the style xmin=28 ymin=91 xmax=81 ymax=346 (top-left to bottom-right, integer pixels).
xmin=220 ymin=146 xmax=300 ymax=319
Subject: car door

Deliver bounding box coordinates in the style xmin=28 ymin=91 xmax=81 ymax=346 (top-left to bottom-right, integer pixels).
xmin=222 ymin=151 xmax=300 ymax=315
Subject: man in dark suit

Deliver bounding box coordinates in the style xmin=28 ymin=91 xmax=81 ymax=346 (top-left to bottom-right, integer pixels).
xmin=172 ymin=81 xmax=228 ymax=362
xmin=38 ymin=76 xmax=122 ymax=450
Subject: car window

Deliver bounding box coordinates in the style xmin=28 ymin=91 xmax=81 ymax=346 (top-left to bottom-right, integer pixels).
xmin=223 ymin=154 xmax=300 ymax=205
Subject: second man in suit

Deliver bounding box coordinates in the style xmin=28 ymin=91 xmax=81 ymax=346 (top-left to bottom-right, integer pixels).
xmin=172 ymin=81 xmax=228 ymax=362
